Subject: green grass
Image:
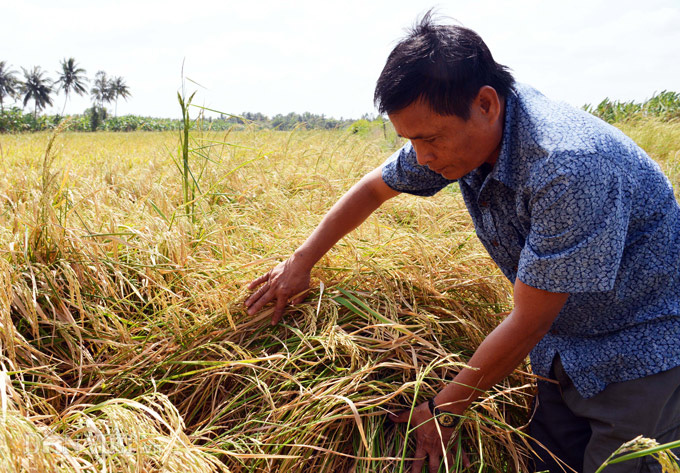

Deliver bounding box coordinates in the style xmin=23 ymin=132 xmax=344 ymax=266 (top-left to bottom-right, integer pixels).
xmin=615 ymin=119 xmax=680 ymax=199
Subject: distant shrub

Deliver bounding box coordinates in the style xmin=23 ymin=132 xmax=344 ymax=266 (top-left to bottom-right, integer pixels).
xmin=584 ymin=91 xmax=680 ymax=123
xmin=349 ymin=118 xmax=371 ymax=135
xmin=0 ymin=107 xmax=32 ymax=132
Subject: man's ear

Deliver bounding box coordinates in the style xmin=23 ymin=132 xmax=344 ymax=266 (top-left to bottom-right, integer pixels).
xmin=476 ymin=86 xmax=502 ymax=123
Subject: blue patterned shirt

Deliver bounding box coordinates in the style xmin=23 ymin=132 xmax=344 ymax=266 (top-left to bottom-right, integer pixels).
xmin=382 ymin=84 xmax=680 ymax=398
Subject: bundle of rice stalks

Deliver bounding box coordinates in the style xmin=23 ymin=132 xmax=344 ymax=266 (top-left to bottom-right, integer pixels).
xmin=0 ymin=362 xmax=228 ymax=472
xmin=0 ymin=128 xmax=535 ymax=471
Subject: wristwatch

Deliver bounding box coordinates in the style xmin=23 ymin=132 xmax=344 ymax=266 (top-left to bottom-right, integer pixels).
xmin=428 ymin=398 xmax=457 ymax=428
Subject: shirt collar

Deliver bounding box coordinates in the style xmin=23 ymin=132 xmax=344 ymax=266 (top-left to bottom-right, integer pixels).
xmin=488 ymin=86 xmax=520 ymax=190
xmin=460 ymin=85 xmax=520 ymax=190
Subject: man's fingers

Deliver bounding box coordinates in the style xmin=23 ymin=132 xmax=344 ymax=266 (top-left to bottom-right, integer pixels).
xmin=245 ymin=287 xmax=267 ymax=312
xmin=444 ymin=441 xmax=469 ymax=471
xmin=271 ymin=296 xmax=288 ymax=325
xmin=246 ymin=286 xmax=276 ymax=315
xmin=246 ymin=274 xmax=273 ymax=306
xmin=428 ymin=452 xmax=441 ymax=473
xmin=411 ymin=443 xmax=426 ymax=473
xmin=411 ymin=458 xmax=424 ymax=473
xmin=246 ymin=265 xmax=310 ymax=323
xmin=247 ymin=272 xmax=270 ymax=291
xmin=245 ymin=283 xmax=268 ymax=309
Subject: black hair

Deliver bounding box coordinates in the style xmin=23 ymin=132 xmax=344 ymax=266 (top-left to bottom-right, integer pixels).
xmin=374 ymin=10 xmax=515 ymax=119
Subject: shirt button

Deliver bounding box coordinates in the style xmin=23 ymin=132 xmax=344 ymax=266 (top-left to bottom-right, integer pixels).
xmin=480 ymin=201 xmax=489 ymax=207
xmin=491 ymin=239 xmax=500 ymax=247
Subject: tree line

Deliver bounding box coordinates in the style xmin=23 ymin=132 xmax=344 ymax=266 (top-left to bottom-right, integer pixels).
xmin=0 ymin=58 xmax=130 ymax=118
xmin=583 ymin=90 xmax=680 ymax=123
xmin=221 ymin=111 xmax=370 ymax=131
xmin=0 ymin=107 xmax=383 ymax=134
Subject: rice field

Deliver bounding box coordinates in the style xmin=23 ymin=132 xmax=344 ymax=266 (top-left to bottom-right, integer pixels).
xmin=0 ymin=118 xmax=678 ymax=472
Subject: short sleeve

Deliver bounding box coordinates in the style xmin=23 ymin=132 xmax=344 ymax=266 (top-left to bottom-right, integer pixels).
xmin=381 ymin=142 xmax=455 ymax=197
xmin=517 ymin=155 xmax=633 ymax=293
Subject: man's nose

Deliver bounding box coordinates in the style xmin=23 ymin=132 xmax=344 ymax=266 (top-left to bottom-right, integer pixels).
xmin=413 ymin=143 xmax=435 ymax=166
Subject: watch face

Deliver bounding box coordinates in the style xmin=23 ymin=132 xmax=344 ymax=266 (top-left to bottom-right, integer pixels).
xmin=437 ymin=412 xmax=457 ymax=428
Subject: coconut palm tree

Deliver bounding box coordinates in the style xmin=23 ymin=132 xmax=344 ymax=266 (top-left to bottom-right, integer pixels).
xmin=55 ymin=57 xmax=88 ymax=115
xmin=90 ymin=70 xmax=113 ymax=111
xmin=21 ymin=66 xmax=53 ymax=118
xmin=0 ymin=61 xmax=20 ymax=112
xmin=110 ymin=76 xmax=131 ymax=117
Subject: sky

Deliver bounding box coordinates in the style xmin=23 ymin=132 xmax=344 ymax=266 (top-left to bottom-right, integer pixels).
xmin=2 ymin=0 xmax=679 ymax=119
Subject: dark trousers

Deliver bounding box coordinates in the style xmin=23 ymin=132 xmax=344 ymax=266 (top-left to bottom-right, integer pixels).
xmin=529 ymin=357 xmax=680 ymax=472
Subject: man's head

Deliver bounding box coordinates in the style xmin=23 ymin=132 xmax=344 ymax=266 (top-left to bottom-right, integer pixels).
xmin=374 ymin=11 xmax=514 ymax=120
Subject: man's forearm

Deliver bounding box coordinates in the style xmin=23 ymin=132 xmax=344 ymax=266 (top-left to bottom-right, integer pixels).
xmin=434 ymin=280 xmax=568 ymax=414
xmin=434 ymin=311 xmax=551 ymax=414
xmin=245 ymin=166 xmax=399 ymax=321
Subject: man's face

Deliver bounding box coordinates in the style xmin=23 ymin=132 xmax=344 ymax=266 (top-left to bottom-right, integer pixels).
xmin=388 ymin=87 xmax=504 ymax=181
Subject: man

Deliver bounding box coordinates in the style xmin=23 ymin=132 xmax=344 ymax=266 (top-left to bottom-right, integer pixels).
xmin=246 ymin=12 xmax=680 ymax=473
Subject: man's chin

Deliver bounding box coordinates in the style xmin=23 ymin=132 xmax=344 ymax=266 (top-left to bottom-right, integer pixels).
xmin=437 ymin=167 xmax=458 ymax=180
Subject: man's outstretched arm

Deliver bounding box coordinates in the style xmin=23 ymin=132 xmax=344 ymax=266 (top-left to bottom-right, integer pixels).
xmin=391 ymin=279 xmax=569 ymax=473
xmin=245 ymin=165 xmax=400 ymax=324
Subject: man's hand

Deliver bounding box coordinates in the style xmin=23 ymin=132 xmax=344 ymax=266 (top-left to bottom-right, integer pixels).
xmin=391 ymin=402 xmax=470 ymax=473
xmin=245 ymin=256 xmax=311 ymax=324
xmin=245 ymin=167 xmax=398 ymax=325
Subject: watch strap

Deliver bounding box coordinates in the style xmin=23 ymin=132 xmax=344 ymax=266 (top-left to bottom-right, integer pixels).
xmin=428 ymin=398 xmax=457 ymax=428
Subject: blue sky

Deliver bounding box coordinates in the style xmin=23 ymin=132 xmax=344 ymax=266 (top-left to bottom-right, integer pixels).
xmin=2 ymin=0 xmax=679 ymax=119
